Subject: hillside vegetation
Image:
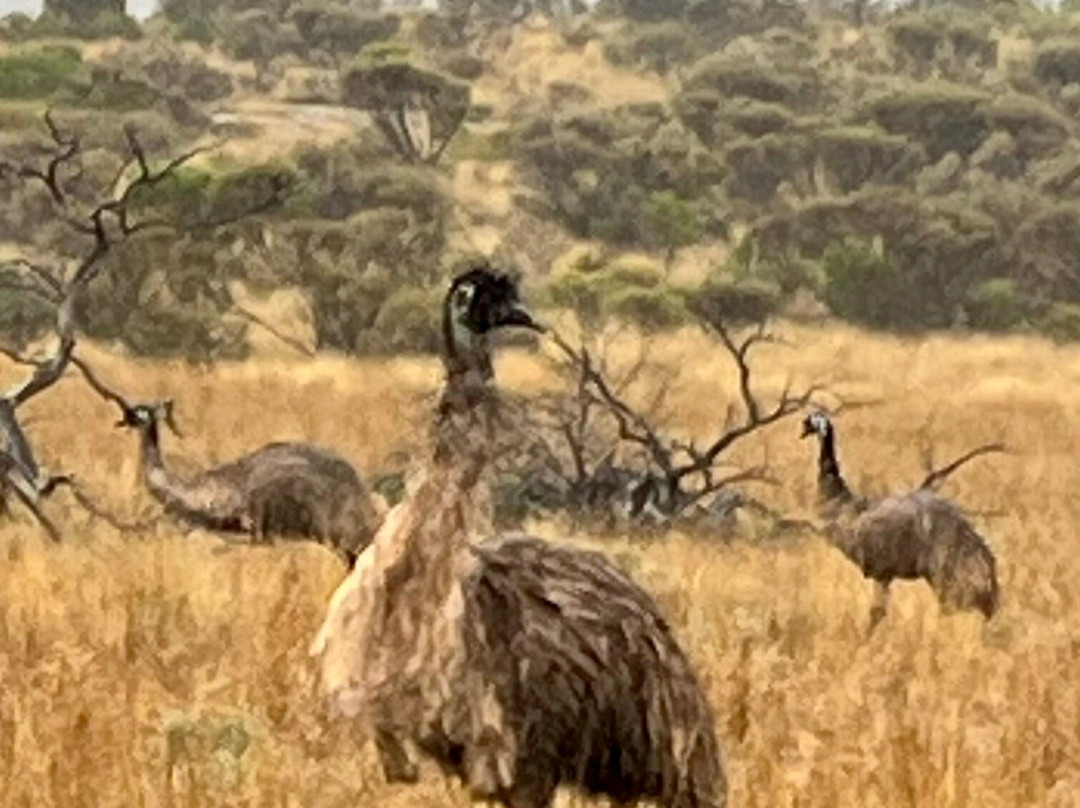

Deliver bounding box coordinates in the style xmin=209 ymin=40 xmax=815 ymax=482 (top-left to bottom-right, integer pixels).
xmin=9 ymin=0 xmax=1080 ymax=357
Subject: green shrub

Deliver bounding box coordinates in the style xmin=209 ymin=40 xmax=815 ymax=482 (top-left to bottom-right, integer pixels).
xmin=1010 ymin=203 xmax=1080 ymax=304
xmin=370 ymin=286 xmax=442 ymax=353
xmin=64 ymin=70 xmax=160 ymax=111
xmin=122 ymin=304 xmax=248 ymax=360
xmin=604 ymin=0 xmax=690 ymax=23
xmin=985 ymin=95 xmax=1071 ymax=161
xmin=290 ymin=5 xmax=400 ymax=59
xmin=547 ymin=258 xmax=686 ymax=332
xmin=605 ymin=256 xmax=664 ymax=288
xmin=684 ymin=55 xmax=814 ymax=108
xmin=111 ymin=44 xmax=234 ymax=103
xmin=756 ymin=253 xmax=823 ymax=296
xmin=0 ymin=13 xmax=36 ymax=42
xmin=724 ymin=99 xmax=794 ymax=138
xmin=443 ymin=52 xmax=485 ymax=81
xmin=0 ymin=45 xmax=83 ymax=100
xmin=1035 ymin=38 xmax=1080 ymax=86
xmin=547 ymin=269 xmax=607 ymax=328
xmin=869 ymin=83 xmax=989 ymax=161
xmin=888 ymin=15 xmax=940 ymax=64
xmin=888 ymin=13 xmax=995 ymax=77
xmin=129 ymin=163 xmax=292 ymax=230
xmin=821 ymin=238 xmax=921 ymax=329
xmin=76 ymin=235 xmax=248 ymax=361
xmin=0 ymin=285 xmax=54 ymax=348
xmin=605 ymin=22 xmax=700 ymax=73
xmin=964 ymin=278 xmax=1031 ymax=331
xmin=687 ymin=276 xmax=782 ymax=327
xmin=515 ymin=104 xmax=725 ymax=248
xmin=607 ymin=285 xmax=689 ymax=331
xmin=1040 ymin=302 xmax=1080 ymax=341
xmin=644 ymin=190 xmax=705 ymax=258
xmin=75 ymin=10 xmax=142 ymax=40
xmin=813 ymin=126 xmax=925 ymax=191
xmin=725 ymin=126 xmax=924 ymax=204
xmin=205 ymin=164 xmax=295 ymax=226
xmin=174 ymin=16 xmax=215 ymax=45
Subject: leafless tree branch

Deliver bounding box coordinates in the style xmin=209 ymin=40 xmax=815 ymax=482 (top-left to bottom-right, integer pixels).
xmin=543 ymin=319 xmax=823 ymax=524
xmin=0 ymin=113 xmax=245 ymax=540
xmin=919 ymin=442 xmax=1007 ymax=492
xmin=231 ymin=304 xmax=316 ymax=358
xmin=68 ymin=355 xmax=135 ymax=414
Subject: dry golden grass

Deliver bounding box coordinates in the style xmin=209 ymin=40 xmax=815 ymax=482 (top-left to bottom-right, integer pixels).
xmin=2 ymin=321 xmax=1079 ymax=808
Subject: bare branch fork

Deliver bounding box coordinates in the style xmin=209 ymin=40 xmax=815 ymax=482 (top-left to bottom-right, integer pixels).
xmin=919 ymin=442 xmax=1008 ymax=492
xmin=0 ymin=112 xmax=220 ymax=539
xmin=545 ymin=317 xmax=824 ymax=521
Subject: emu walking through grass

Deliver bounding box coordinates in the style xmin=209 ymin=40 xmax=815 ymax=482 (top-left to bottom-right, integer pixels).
xmin=311 ymin=267 xmax=725 ymax=808
xmin=801 ymin=410 xmax=1000 ymax=629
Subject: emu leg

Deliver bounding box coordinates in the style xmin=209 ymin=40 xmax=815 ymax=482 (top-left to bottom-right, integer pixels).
xmin=247 ymin=502 xmax=269 ymax=545
xmin=868 ymin=580 xmax=890 ymax=634
xmin=375 ymin=728 xmax=420 ymax=784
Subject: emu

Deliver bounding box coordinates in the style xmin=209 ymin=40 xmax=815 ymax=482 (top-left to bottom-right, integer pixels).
xmin=311 ymin=267 xmax=725 ymax=808
xmin=117 ymin=401 xmax=384 ymax=566
xmin=801 ymin=410 xmax=1000 ymax=630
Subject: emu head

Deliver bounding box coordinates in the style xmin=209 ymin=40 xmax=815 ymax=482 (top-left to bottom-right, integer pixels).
xmin=116 ymin=400 xmax=181 ymax=437
xmin=444 ymin=265 xmax=542 ymax=349
xmin=800 ymin=410 xmax=832 ymax=441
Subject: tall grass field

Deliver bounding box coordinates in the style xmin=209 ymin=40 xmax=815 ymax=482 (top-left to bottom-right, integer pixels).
xmin=1 ymin=322 xmax=1076 ymax=808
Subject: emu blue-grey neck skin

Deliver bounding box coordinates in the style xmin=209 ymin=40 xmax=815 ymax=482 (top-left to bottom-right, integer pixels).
xmin=803 ymin=412 xmax=855 ymax=504
xmin=118 ymin=403 xmax=173 ymax=470
xmin=435 ymin=267 xmax=540 ymax=466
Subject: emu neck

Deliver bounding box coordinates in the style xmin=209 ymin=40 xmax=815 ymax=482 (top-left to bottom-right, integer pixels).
xmin=138 ymin=426 xmax=225 ymax=525
xmin=435 ymin=312 xmax=499 ymax=472
xmin=817 ymin=428 xmax=854 ymax=506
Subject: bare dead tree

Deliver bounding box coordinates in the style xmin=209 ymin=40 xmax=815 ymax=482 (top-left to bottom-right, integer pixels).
xmin=0 ymin=111 xmax=287 ymax=540
xmin=530 ymin=318 xmax=825 ymax=528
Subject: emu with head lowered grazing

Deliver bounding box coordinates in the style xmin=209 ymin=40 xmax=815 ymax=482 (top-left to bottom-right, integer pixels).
xmin=85 ymin=368 xmax=385 ymax=567
xmin=801 ymin=410 xmax=1000 ymax=630
xmin=311 ymin=266 xmax=725 ymax=808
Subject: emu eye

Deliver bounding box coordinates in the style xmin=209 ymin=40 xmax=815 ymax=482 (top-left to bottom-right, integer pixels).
xmin=454 ymin=283 xmax=475 ymax=311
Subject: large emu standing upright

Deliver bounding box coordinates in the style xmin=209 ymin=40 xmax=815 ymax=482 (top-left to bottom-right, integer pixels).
xmin=801 ymin=410 xmax=1000 ymax=629
xmin=311 ymin=267 xmax=725 ymax=808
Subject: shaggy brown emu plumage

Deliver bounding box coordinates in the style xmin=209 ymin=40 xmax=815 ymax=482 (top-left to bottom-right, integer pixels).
xmin=115 ymin=401 xmax=383 ymax=566
xmin=801 ymin=411 xmax=999 ymax=629
xmin=311 ymin=267 xmax=725 ymax=808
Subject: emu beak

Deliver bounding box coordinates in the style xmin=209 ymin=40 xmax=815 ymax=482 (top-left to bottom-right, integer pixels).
xmin=499 ymin=303 xmax=544 ymax=332
xmin=800 ymin=422 xmax=814 ymax=439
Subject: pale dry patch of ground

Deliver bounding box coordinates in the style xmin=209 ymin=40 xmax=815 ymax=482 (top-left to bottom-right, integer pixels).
xmin=201 ymin=100 xmax=370 ymax=166
xmin=473 ymin=17 xmax=669 ymax=115
xmin=1 ymin=323 xmax=1078 ymax=807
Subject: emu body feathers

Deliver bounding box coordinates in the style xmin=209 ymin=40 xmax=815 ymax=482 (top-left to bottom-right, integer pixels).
xmin=833 ymin=489 xmax=999 ymax=619
xmin=311 ymin=465 xmax=724 ymax=808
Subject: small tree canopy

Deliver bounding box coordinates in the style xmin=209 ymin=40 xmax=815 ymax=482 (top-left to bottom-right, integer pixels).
xmin=342 ymin=54 xmax=470 ymax=164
